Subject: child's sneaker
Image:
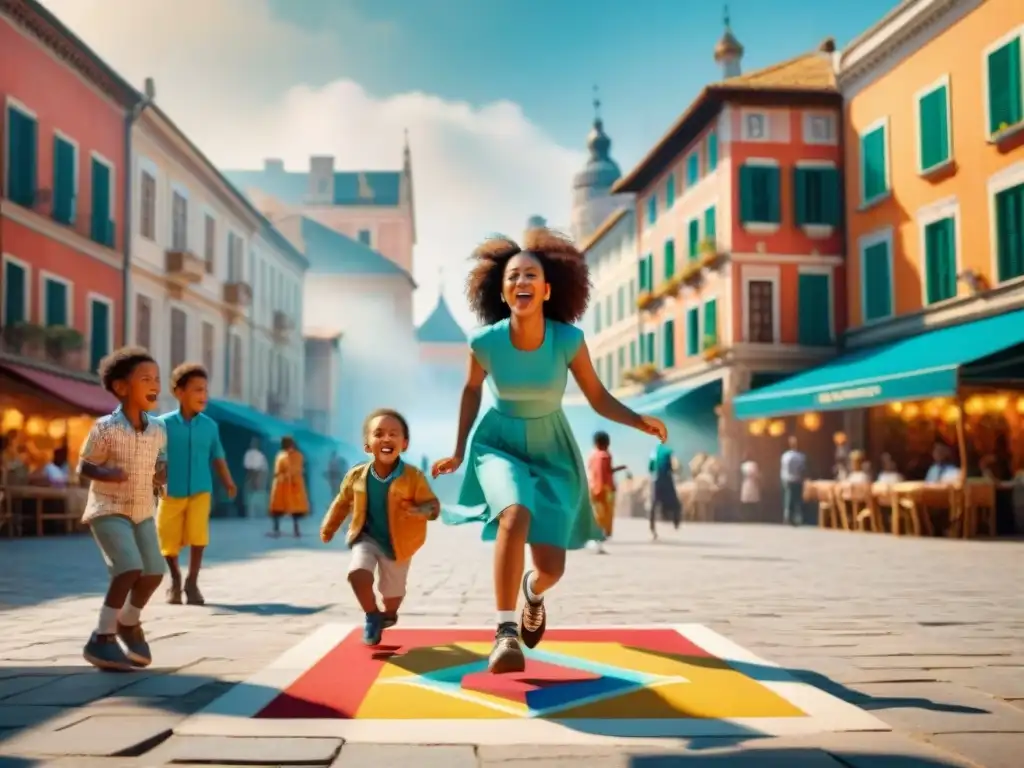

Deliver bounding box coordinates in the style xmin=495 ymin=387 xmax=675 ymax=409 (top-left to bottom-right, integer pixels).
xmin=363 ymin=612 xmax=384 ymax=645
xmin=83 ymin=632 xmax=134 ymax=671
xmin=117 ymin=623 xmax=152 ymax=667
xmin=184 ymin=582 xmax=205 ymax=606
xmin=382 ymin=612 xmax=398 ymax=629
xmin=166 ymin=583 xmax=182 ymax=605
xmin=488 ymin=622 xmax=525 ymax=674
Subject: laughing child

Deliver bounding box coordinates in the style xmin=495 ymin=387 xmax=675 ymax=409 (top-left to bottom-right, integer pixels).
xmin=79 ymin=347 xmax=167 ymax=671
xmin=157 ymin=363 xmax=236 ymax=606
xmin=320 ymin=408 xmax=440 ymax=645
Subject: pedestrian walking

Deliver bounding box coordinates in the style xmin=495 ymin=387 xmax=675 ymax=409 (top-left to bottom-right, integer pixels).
xmin=739 ymin=453 xmax=761 ymax=520
xmin=648 ymin=443 xmax=681 ymax=539
xmin=243 ymin=438 xmax=268 ymax=518
xmin=586 ymin=431 xmax=627 ymax=553
xmin=432 ymin=228 xmax=667 ymax=674
xmin=780 ymin=436 xmax=807 ymax=526
xmin=269 ymin=437 xmax=310 ymax=537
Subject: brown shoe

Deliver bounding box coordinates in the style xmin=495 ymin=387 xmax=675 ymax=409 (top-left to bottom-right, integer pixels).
xmin=166 ymin=583 xmax=182 ymax=604
xmin=488 ymin=622 xmax=525 ymax=674
xmin=184 ymin=582 xmax=205 ymax=606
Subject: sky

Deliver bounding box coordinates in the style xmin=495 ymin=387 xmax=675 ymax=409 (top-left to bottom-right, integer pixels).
xmin=39 ymin=0 xmax=901 ymax=329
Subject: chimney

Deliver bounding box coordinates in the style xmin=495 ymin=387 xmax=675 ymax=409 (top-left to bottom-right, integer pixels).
xmin=819 ymin=37 xmax=836 ymax=53
xmin=264 ymin=158 xmax=284 ymax=173
xmin=308 ymin=156 xmax=335 ymax=204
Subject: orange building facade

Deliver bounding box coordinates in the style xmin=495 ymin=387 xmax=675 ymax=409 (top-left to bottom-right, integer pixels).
xmin=1 ymin=0 xmax=137 ymax=384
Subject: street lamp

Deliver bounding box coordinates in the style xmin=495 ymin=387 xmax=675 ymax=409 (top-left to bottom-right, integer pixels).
xmin=121 ymin=77 xmax=156 ymax=343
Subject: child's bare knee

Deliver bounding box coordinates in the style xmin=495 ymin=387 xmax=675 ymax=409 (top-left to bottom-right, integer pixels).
xmin=348 ymin=569 xmax=374 ymax=587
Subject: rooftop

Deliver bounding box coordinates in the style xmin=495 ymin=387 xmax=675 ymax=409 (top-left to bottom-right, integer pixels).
xmin=299 ymin=217 xmax=415 ymax=286
xmin=578 ymin=207 xmax=631 ymax=254
xmin=416 ymin=294 xmax=467 ymax=344
xmin=223 ymin=164 xmax=402 ymax=208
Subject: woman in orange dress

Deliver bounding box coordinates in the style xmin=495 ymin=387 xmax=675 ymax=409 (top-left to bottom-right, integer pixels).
xmin=268 ymin=436 xmax=310 ymax=538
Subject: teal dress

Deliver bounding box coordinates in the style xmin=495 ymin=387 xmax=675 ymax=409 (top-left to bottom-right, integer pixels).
xmin=444 ymin=318 xmax=602 ymax=549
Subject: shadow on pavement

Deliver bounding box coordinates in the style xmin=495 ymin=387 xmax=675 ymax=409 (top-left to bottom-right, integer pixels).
xmin=629 ymin=748 xmax=967 ymax=766
xmin=206 ymin=602 xmax=330 ymax=617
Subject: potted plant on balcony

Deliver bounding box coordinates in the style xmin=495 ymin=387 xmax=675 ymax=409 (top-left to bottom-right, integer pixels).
xmin=44 ymin=325 xmax=85 ymax=368
xmin=624 ymin=363 xmax=659 ymax=384
xmin=681 ymin=260 xmax=703 ymax=286
xmin=658 ymin=274 xmax=684 ymax=299
xmin=3 ymin=322 xmax=46 ymax=358
xmin=636 ymin=291 xmax=657 ymax=311
xmin=699 ymin=238 xmax=724 ymax=270
xmin=701 ymin=334 xmax=723 ymax=362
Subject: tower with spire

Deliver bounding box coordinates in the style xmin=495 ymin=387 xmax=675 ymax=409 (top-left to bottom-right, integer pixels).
xmin=570 ymin=86 xmax=632 ymax=245
xmin=714 ymin=6 xmax=744 ymax=79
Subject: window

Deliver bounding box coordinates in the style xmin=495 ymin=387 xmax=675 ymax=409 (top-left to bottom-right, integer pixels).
xmin=703 ymin=300 xmax=718 ymax=348
xmin=5 ymin=104 xmax=37 ymax=207
xmin=663 ymin=320 xmax=675 ymax=368
xmin=686 ymin=153 xmax=699 ymax=186
xmin=665 ymin=174 xmax=675 ymax=208
xmin=986 ymin=34 xmax=1023 ymax=137
xmin=923 ymin=217 xmax=957 ymax=304
xmin=617 ymin=347 xmax=625 ymax=378
xmin=793 ymin=167 xmax=840 ymax=227
xmin=798 ymin=272 xmax=831 ymax=345
xmin=228 ymin=233 xmax=244 ymax=282
xmin=686 ymin=307 xmax=699 ymax=356
xmin=688 ymin=219 xmax=700 ymax=259
xmin=644 ymin=332 xmax=655 ymax=366
xmin=803 ymin=113 xmax=836 ymax=144
xmin=357 ymin=228 xmax=372 ymax=246
xmin=859 ymin=122 xmax=889 ymax=204
xmin=917 ymin=79 xmax=951 ymax=173
xmin=742 ymin=111 xmax=768 ymax=141
xmin=861 ymin=235 xmax=893 ymax=322
xmin=170 ymin=307 xmax=188 ymax=369
xmin=135 ymin=294 xmax=151 ymax=349
xmin=202 ymin=320 xmax=215 ymax=377
xmin=53 ymin=134 xmax=77 ymax=225
xmin=88 ymin=298 xmax=111 ymax=373
xmin=663 ymin=239 xmax=676 ymax=279
xmin=647 ymin=196 xmax=657 ymax=224
xmin=229 ymin=334 xmax=243 ymax=397
xmin=204 ymin=215 xmax=216 ymax=273
xmin=2 ymin=259 xmax=28 ymax=327
xmin=739 ymin=165 xmax=781 ymax=225
xmin=628 ymin=278 xmax=636 ymax=311
xmin=995 ymin=181 xmax=1024 ymax=282
xmin=638 ymin=255 xmax=651 ymax=292
xmin=629 ymin=340 xmax=637 ymax=367
xmin=604 ymin=296 xmax=612 ymax=327
xmin=90 ymin=156 xmax=113 ymax=247
xmin=707 ymin=132 xmax=718 ymax=172
xmin=140 ymin=171 xmax=156 ymax=240
xmin=605 ymin=353 xmax=613 ymax=385
xmin=746 ymin=280 xmax=774 ymax=343
xmin=43 ymin=277 xmax=69 ymax=327
xmin=704 ymin=206 xmax=716 ymax=241
xmin=171 ymin=191 xmax=188 ymax=251
xmin=616 ymin=286 xmax=624 ymax=321
xmin=594 ymin=302 xmax=602 ymax=333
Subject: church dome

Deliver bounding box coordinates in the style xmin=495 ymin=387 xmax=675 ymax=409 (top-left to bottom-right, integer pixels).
xmin=572 ymin=116 xmax=622 ymax=193
xmin=714 ymin=30 xmax=744 ymax=61
xmin=416 ymin=294 xmax=466 ymax=344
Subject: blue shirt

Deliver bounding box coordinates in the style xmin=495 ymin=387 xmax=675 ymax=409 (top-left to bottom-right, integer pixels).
xmin=650 ymin=445 xmax=673 ymax=478
xmin=361 ymin=461 xmax=400 ymax=558
xmin=780 ymin=449 xmax=807 ymax=483
xmin=158 ymin=409 xmax=225 ymax=498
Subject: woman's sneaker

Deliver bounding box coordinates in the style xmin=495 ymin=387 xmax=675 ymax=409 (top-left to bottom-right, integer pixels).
xmin=83 ymin=632 xmax=134 ymax=672
xmin=519 ymin=570 xmax=547 ymax=649
xmin=117 ymin=623 xmax=152 ymax=667
xmin=488 ymin=622 xmax=525 ymax=674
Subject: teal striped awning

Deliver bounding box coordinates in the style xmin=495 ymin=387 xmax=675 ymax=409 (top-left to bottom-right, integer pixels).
xmin=626 ymin=372 xmax=724 ymax=415
xmin=734 ymin=309 xmax=1024 ymax=420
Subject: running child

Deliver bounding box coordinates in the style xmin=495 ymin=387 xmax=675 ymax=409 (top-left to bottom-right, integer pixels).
xmin=79 ymin=347 xmax=167 ymax=671
xmin=320 ymin=408 xmax=440 ymax=646
xmin=587 ymin=431 xmax=628 ymax=553
xmin=157 ymin=363 xmax=236 ymax=606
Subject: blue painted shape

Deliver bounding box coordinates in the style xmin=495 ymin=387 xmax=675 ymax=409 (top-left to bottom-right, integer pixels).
xmin=525 ymin=674 xmax=636 ymax=712
xmin=300 ymin=217 xmax=415 ymax=284
xmin=734 ymin=309 xmax=1024 ymax=420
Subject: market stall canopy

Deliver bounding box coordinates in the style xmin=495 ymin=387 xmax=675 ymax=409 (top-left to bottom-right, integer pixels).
xmin=734 ymin=309 xmax=1024 ymax=420
xmin=0 ymin=362 xmax=117 ymax=416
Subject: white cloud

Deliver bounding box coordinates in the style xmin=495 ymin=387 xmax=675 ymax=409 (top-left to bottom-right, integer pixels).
xmin=39 ymin=0 xmax=582 ymax=328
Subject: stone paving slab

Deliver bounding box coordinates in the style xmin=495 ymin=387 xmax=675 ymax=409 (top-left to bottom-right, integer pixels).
xmin=923 ymin=733 xmax=1024 ymax=768
xmin=1 ymin=713 xmax=178 ymax=757
xmin=839 ymin=681 xmax=1024 ymax=733
xmin=154 ymin=735 xmax=343 ymax=764
xmin=331 ymin=744 xmax=478 ymax=767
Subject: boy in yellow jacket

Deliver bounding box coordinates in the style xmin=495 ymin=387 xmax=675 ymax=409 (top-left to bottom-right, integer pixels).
xmin=320 ymin=408 xmax=439 ymax=645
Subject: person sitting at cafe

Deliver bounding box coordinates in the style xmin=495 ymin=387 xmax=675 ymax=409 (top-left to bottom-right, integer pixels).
xmin=925 ymin=442 xmax=960 ymax=484
xmin=845 ymin=450 xmax=871 ymax=485
xmin=876 ymin=453 xmax=904 ymax=485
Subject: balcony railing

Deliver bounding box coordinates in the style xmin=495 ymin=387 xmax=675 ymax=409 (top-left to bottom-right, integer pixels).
xmin=13 ymin=188 xmax=116 ymax=249
xmin=1 ymin=323 xmax=88 ymax=372
xmin=166 ymin=249 xmax=205 ymax=283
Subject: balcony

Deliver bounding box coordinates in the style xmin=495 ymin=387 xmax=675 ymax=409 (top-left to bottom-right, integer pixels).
xmin=623 ymin=363 xmax=660 ymax=385
xmin=224 ymin=281 xmax=252 ymax=308
xmin=1 ymin=323 xmax=87 ymax=372
xmin=165 ymin=249 xmax=205 ymax=284
xmin=698 ymin=239 xmax=726 ymax=271
xmin=272 ymin=310 xmax=294 ymax=341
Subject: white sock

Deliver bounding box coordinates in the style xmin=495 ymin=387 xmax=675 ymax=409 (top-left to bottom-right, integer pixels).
xmin=120 ymin=603 xmax=142 ymax=626
xmin=496 ymin=610 xmax=517 ymax=625
xmin=97 ymin=605 xmax=119 ymax=635
xmin=525 ymin=573 xmax=543 ymax=603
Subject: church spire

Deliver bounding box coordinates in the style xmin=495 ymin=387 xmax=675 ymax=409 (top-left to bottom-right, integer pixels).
xmin=586 ymin=85 xmax=612 ymax=161
xmin=714 ymin=5 xmax=744 ymax=79
xmin=402 ymin=128 xmax=411 ymax=173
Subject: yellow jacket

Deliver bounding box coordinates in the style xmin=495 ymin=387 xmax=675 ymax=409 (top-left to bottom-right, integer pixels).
xmin=320 ymin=461 xmax=438 ymax=562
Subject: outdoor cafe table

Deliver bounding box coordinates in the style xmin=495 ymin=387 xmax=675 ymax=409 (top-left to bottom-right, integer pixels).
xmin=2 ymin=485 xmax=83 ymax=537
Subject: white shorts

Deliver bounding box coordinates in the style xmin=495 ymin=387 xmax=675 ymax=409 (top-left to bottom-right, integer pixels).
xmin=348 ymin=537 xmax=411 ymax=598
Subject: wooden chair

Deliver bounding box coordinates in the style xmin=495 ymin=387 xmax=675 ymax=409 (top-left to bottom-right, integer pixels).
xmin=961 ymin=479 xmax=997 ymax=538
xmin=893 ymin=483 xmax=957 ymax=536
xmin=838 ymin=482 xmax=883 ymax=532
xmin=807 ymin=481 xmax=840 ymax=529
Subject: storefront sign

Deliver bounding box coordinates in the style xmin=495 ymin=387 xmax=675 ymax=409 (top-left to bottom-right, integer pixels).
xmin=816 ymin=384 xmax=882 ymax=406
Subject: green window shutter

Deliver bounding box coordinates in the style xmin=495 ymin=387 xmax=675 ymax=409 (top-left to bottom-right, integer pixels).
xmin=664 ymin=240 xmax=675 ymax=279
xmin=89 ymin=300 xmax=111 ymax=373
xmin=617 ymin=286 xmax=624 ymax=320
xmin=645 ymin=332 xmax=655 ymax=365
xmin=53 ymin=137 xmax=77 ymax=225
xmin=764 ymin=166 xmax=781 ymax=223
xmin=647 ymin=196 xmax=657 ymax=224
xmin=995 ymin=183 xmax=1024 ymax=282
xmin=44 ymin=279 xmax=68 ymax=326
xmin=860 ymin=127 xmax=887 ymax=202
xmin=707 ymin=132 xmax=718 ymax=171
xmin=666 ymin=175 xmax=675 ymax=208
xmin=686 ymin=153 xmax=699 ymax=186
xmin=919 ymin=85 xmax=950 ymax=171
xmin=987 ymin=37 xmax=1023 ymax=135
xmin=704 ymin=206 xmax=716 ymax=240
xmin=793 ymin=168 xmax=808 ymax=227
xmin=6 ymin=109 xmax=38 ymax=207
xmin=821 ymin=168 xmax=841 ymax=226
xmin=703 ymin=299 xmax=718 ymax=348
xmin=688 ymin=219 xmax=700 ymax=259
xmin=739 ymin=166 xmax=756 ymax=223
xmin=594 ymin=304 xmax=602 ymax=333
xmin=663 ymin=320 xmax=675 ymax=368
xmin=617 ymin=347 xmax=625 ymax=372
xmin=637 ymin=259 xmax=647 ymax=292
xmin=90 ymin=158 xmax=111 ymax=243
xmin=3 ymin=261 xmax=27 ymax=326
xmin=862 ymin=242 xmax=893 ymax=321
xmin=797 ymin=273 xmax=831 ymax=345
xmin=686 ymin=308 xmax=699 ymax=355
xmin=924 ymin=217 xmax=956 ymax=304
xmin=629 ymin=340 xmax=637 ymax=367
xmin=647 ymin=254 xmax=654 ymax=287
xmin=795 ymin=168 xmax=838 ymax=226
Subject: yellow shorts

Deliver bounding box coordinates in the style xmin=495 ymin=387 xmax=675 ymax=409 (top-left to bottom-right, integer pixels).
xmin=157 ymin=493 xmax=212 ymax=555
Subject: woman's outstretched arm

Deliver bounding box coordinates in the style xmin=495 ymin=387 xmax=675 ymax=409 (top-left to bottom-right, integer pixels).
xmin=433 ymin=353 xmax=488 ymax=477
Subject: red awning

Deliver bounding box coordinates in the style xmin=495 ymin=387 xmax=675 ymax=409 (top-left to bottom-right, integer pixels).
xmin=0 ymin=362 xmax=117 ymax=416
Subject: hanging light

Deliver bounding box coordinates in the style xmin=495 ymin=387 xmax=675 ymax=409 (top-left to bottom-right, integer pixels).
xmin=768 ymin=420 xmax=786 ymax=437
xmin=989 ymin=394 xmax=1009 ymax=413
xmin=964 ymin=396 xmax=985 ymax=416
xmin=924 ymin=399 xmax=945 ymax=419
xmin=888 ymin=402 xmax=904 ymax=415
xmin=802 ymin=412 xmax=821 ymax=432
xmin=748 ymin=419 xmax=767 ymax=436
xmin=942 ymin=404 xmax=961 ymax=424
xmin=25 ymin=417 xmax=46 ymax=436
xmin=1 ymin=409 xmax=24 ymax=433
xmin=47 ymin=420 xmax=67 ymax=440
xmin=903 ymin=403 xmax=920 ymax=420
xmin=1017 ymin=397 xmax=1024 ymax=415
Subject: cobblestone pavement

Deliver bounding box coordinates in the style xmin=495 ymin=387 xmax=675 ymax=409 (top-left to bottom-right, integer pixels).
xmin=1 ymin=517 xmax=1023 ymax=767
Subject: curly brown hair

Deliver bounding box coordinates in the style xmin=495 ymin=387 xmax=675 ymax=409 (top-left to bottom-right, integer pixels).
xmin=465 ymin=227 xmax=591 ymax=325
xmin=363 ymin=408 xmax=410 ymax=440
xmin=170 ymin=361 xmax=208 ymax=391
xmin=97 ymin=346 xmax=155 ymax=395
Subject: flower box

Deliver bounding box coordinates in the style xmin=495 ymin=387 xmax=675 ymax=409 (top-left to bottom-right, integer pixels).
xmin=624 ymin=363 xmax=659 ymax=384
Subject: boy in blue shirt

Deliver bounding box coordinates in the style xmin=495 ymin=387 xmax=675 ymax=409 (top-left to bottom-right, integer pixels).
xmin=157 ymin=363 xmax=236 ymax=605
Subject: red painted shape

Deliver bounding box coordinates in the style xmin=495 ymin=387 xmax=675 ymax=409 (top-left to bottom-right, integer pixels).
xmin=461 ymin=659 xmax=600 ymax=705
xmin=256 ymin=627 xmax=713 ymax=720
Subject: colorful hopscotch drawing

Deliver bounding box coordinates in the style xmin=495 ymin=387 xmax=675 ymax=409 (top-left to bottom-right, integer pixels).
xmin=175 ymin=623 xmax=890 ymax=745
